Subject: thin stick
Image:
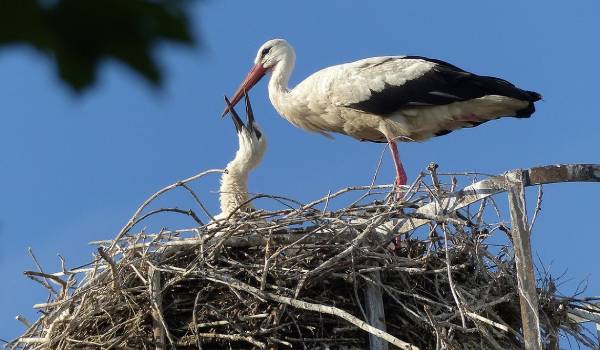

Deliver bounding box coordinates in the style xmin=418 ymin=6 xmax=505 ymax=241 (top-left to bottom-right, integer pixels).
xmin=427 ymin=162 xmax=441 ymax=192
xmin=348 ymin=145 xmax=387 ymax=207
xmin=528 ymin=184 xmax=543 ymax=232
xmin=135 ymin=207 xmax=204 ymax=226
xmin=194 ymin=314 xmax=269 ymax=328
xmin=441 ymin=224 xmax=466 ymax=328
xmin=15 ymin=316 xmax=31 ymax=328
xmin=177 ymin=182 xmax=216 ymax=222
xmin=97 ymin=247 xmax=120 ymax=290
xmin=27 ymin=248 xmax=58 ymax=296
xmin=23 ymin=271 xmax=67 ymax=298
xmin=464 ymin=312 xmax=509 ymax=333
xmin=195 ymin=333 xmax=266 ymax=349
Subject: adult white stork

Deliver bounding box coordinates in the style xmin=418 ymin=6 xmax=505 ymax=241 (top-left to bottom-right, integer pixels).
xmin=223 ymin=39 xmax=541 ymax=187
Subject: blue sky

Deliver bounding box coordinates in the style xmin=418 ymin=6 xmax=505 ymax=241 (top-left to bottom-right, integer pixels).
xmin=1 ymin=0 xmax=599 ymax=344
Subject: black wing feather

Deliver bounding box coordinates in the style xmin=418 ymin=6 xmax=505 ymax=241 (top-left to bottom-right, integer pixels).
xmin=348 ymin=56 xmax=541 ymax=116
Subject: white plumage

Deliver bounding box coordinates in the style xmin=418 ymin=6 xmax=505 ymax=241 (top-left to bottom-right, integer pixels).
xmin=217 ymin=94 xmax=266 ymax=220
xmin=224 ymin=38 xmax=541 ymax=186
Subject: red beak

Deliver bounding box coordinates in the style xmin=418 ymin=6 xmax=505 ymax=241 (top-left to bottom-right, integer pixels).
xmin=222 ymin=63 xmax=267 ymax=117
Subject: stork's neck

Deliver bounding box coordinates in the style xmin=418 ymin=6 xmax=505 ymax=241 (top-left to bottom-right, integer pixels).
xmin=218 ymin=147 xmax=256 ymax=217
xmin=268 ymin=53 xmax=295 ymax=116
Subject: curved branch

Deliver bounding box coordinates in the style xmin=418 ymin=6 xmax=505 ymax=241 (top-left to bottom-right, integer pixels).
xmin=396 ymin=163 xmax=600 ymax=234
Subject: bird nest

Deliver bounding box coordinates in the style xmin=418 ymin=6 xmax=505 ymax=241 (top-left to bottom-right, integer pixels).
xmin=8 ymin=165 xmax=600 ymax=350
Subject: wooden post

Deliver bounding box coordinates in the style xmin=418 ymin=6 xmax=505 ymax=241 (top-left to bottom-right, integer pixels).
xmin=149 ymin=265 xmax=165 ymax=350
xmin=364 ymin=270 xmax=388 ymax=350
xmin=505 ymin=170 xmax=542 ymax=350
xmin=547 ymin=329 xmax=559 ymax=350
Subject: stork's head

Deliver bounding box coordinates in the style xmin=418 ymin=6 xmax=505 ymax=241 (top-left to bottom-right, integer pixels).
xmin=222 ymin=38 xmax=295 ymax=117
xmin=253 ymin=39 xmax=294 ymax=70
xmin=224 ymin=93 xmax=266 ymax=173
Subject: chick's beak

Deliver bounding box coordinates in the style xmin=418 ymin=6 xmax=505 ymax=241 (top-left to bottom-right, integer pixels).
xmin=244 ymin=90 xmax=255 ymax=127
xmin=223 ymin=95 xmax=244 ymax=133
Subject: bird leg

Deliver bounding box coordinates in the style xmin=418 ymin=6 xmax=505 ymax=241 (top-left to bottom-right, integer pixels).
xmin=387 ymin=139 xmax=407 ymax=249
xmin=387 ymin=140 xmax=407 ymax=187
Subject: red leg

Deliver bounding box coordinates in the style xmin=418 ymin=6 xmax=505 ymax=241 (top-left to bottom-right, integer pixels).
xmin=388 ymin=139 xmax=407 ymax=248
xmin=387 ymin=140 xmax=407 ymax=186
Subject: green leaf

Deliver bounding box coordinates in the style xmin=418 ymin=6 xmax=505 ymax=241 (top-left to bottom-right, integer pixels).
xmin=0 ymin=0 xmax=198 ymax=92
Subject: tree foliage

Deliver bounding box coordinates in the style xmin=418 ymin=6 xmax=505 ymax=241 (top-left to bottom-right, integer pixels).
xmin=0 ymin=0 xmax=198 ymax=92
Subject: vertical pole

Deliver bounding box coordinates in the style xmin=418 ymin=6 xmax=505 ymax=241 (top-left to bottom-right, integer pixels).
xmin=364 ymin=270 xmax=388 ymax=350
xmin=547 ymin=329 xmax=559 ymax=350
xmin=506 ymin=170 xmax=542 ymax=350
xmin=149 ymin=265 xmax=165 ymax=350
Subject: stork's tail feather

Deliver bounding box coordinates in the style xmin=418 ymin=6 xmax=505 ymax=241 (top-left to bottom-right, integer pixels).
xmin=525 ymin=90 xmax=543 ymax=102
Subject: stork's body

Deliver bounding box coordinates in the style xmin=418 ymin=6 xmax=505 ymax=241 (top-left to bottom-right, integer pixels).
xmin=217 ymin=94 xmax=266 ymax=220
xmin=224 ymin=39 xmax=541 ymax=186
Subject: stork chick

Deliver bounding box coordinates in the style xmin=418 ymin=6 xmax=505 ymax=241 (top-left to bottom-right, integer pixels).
xmin=217 ymin=93 xmax=266 ymax=220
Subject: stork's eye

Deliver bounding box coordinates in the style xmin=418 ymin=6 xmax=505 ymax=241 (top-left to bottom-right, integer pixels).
xmin=261 ymin=47 xmax=271 ymax=57
xmin=253 ymin=127 xmax=262 ymax=140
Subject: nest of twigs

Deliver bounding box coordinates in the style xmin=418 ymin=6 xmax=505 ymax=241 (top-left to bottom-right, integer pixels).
xmin=8 ymin=166 xmax=600 ymax=349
